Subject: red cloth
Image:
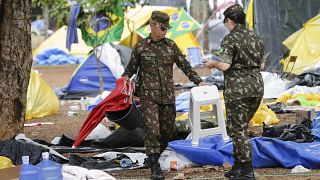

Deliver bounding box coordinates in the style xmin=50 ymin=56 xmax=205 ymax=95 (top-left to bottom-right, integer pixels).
xmin=72 ymin=77 xmax=134 ymax=147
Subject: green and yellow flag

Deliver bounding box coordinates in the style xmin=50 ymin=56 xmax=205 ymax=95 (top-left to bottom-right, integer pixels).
xmin=80 ymin=5 xmax=124 ymax=47
xmin=136 ymin=8 xmax=201 ymax=39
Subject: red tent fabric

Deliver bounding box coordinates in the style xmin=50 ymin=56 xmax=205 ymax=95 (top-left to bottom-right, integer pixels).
xmin=72 ymin=77 xmax=134 ymax=147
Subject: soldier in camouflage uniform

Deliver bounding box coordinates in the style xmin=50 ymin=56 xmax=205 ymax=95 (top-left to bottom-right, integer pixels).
xmin=122 ymin=11 xmax=206 ymax=180
xmin=203 ymin=4 xmax=265 ymax=180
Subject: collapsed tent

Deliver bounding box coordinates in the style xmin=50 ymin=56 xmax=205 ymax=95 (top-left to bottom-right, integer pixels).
xmin=63 ymin=43 xmax=131 ymax=99
xmin=33 ymin=26 xmax=92 ymax=56
xmin=119 ymin=5 xmax=200 ymax=54
xmin=281 ymin=14 xmax=320 ymax=75
xmin=26 ymin=70 xmax=60 ymax=120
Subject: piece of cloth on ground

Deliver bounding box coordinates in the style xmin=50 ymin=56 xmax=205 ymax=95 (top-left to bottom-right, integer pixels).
xmin=68 ymin=153 xmax=143 ymax=170
xmin=69 ymin=155 xmax=119 ymax=169
xmin=287 ymin=67 xmax=320 ymax=89
xmin=91 ymin=126 xmax=145 ymax=149
xmin=169 ymin=135 xmax=320 ymax=168
xmin=94 ymin=151 xmax=146 ymax=166
xmin=0 ymin=138 xmax=45 ymax=165
xmin=262 ymin=119 xmax=314 ymax=143
xmin=62 ymin=165 xmax=115 ymax=180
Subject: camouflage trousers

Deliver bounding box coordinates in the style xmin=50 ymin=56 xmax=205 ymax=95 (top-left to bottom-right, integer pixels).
xmin=225 ymin=97 xmax=262 ymax=162
xmin=140 ymin=99 xmax=176 ymax=155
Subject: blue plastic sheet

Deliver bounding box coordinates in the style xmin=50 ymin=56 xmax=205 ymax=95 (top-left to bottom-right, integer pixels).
xmin=34 ymin=48 xmax=84 ymax=65
xmin=169 ymin=135 xmax=320 ymax=168
xmin=175 ymin=91 xmax=190 ymax=112
xmin=311 ymin=112 xmax=320 ymax=141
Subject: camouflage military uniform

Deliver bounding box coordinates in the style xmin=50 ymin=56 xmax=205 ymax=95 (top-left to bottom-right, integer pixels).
xmin=122 ymin=36 xmax=202 ymax=155
xmin=219 ymin=24 xmax=265 ymax=163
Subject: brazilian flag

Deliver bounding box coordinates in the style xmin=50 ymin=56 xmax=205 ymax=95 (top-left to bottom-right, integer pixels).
xmin=80 ymin=5 xmax=124 ymax=47
xmin=136 ymin=8 xmax=201 ymax=39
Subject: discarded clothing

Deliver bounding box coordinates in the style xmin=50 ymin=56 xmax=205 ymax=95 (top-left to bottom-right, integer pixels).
xmin=91 ymin=126 xmax=145 ymax=149
xmin=287 ymin=67 xmax=320 ymax=89
xmin=69 ymin=154 xmax=137 ymax=170
xmin=62 ymin=165 xmax=115 ymax=180
xmin=262 ymin=119 xmax=314 ymax=143
xmin=0 ymin=138 xmax=45 ymax=165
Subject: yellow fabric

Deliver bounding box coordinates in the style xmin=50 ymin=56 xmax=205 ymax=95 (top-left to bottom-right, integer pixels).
xmin=121 ymin=6 xmax=177 ymax=42
xmin=0 ymin=156 xmax=15 ymax=169
xmin=118 ymin=6 xmax=199 ymax=54
xmin=276 ymin=93 xmax=292 ymax=104
xmin=277 ymin=93 xmax=320 ymax=107
xmin=246 ymin=0 xmax=254 ymax=30
xmin=173 ymin=32 xmax=200 ymax=54
xmin=26 ymin=70 xmax=60 ymax=120
xmin=281 ymin=14 xmax=320 ymax=75
xmin=33 ymin=26 xmax=92 ymax=56
xmin=119 ymin=32 xmax=141 ymax=48
xmin=176 ymin=112 xmax=189 ymax=121
xmin=250 ymin=102 xmax=280 ymax=127
xmin=175 ymin=105 xmax=213 ymax=121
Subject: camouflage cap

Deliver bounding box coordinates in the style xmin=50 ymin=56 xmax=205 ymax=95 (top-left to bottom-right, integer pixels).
xmin=151 ymin=11 xmax=171 ymax=28
xmin=223 ymin=4 xmax=244 ymax=16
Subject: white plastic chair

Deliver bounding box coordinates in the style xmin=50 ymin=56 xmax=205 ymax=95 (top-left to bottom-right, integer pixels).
xmin=188 ymin=85 xmax=229 ymax=146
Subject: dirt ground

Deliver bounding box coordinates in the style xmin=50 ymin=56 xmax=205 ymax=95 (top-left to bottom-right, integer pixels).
xmin=24 ymin=65 xmax=320 ymax=179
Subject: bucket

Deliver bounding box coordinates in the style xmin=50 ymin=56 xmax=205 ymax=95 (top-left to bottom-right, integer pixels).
xmin=106 ymin=103 xmax=143 ymax=130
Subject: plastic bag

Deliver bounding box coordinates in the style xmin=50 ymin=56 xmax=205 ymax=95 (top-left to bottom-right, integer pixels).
xmin=159 ymin=149 xmax=198 ymax=171
xmin=250 ymin=102 xmax=280 ymax=126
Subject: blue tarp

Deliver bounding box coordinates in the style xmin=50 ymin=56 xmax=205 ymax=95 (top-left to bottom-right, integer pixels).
xmin=175 ymin=91 xmax=190 ymax=112
xmin=311 ymin=112 xmax=320 ymax=141
xmin=34 ymin=48 xmax=84 ymax=65
xmin=169 ymin=135 xmax=320 ymax=169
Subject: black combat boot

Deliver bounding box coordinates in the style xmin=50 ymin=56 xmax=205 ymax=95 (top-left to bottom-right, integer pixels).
xmin=149 ymin=154 xmax=164 ymax=180
xmin=229 ymin=161 xmax=255 ymax=180
xmin=224 ymin=160 xmax=241 ymax=178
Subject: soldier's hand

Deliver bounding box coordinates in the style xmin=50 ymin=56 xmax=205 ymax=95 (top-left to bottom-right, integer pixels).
xmin=203 ymin=60 xmax=218 ymax=69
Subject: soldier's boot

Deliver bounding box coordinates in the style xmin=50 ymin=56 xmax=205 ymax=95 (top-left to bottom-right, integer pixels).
xmin=229 ymin=161 xmax=255 ymax=180
xmin=149 ymin=154 xmax=164 ymax=180
xmin=224 ymin=160 xmax=241 ymax=178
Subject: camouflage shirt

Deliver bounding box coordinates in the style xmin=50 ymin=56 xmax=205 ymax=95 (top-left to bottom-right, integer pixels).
xmin=219 ymin=24 xmax=265 ymax=100
xmin=122 ymin=36 xmax=202 ymax=104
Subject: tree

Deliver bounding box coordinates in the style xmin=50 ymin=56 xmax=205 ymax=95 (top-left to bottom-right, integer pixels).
xmin=33 ymin=0 xmax=140 ymax=94
xmin=191 ymin=0 xmax=210 ymax=52
xmin=0 ymin=0 xmax=33 ymax=140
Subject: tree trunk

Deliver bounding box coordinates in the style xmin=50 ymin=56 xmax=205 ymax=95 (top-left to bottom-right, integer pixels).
xmin=190 ymin=0 xmax=201 ymax=23
xmin=0 ymin=0 xmax=32 ymax=140
xmin=201 ymin=0 xmax=210 ymax=51
xmin=191 ymin=0 xmax=210 ymax=51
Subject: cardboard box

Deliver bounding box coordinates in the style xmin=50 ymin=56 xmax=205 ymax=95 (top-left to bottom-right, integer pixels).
xmin=0 ymin=166 xmax=21 ymax=180
xmin=276 ymin=113 xmax=296 ymax=125
xmin=295 ymin=108 xmax=316 ymax=124
xmin=281 ymin=106 xmax=317 ymax=124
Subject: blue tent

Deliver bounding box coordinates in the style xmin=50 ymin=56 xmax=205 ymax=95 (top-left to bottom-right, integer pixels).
xmin=64 ymin=53 xmax=116 ymax=99
xmin=63 ymin=44 xmax=132 ymax=99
